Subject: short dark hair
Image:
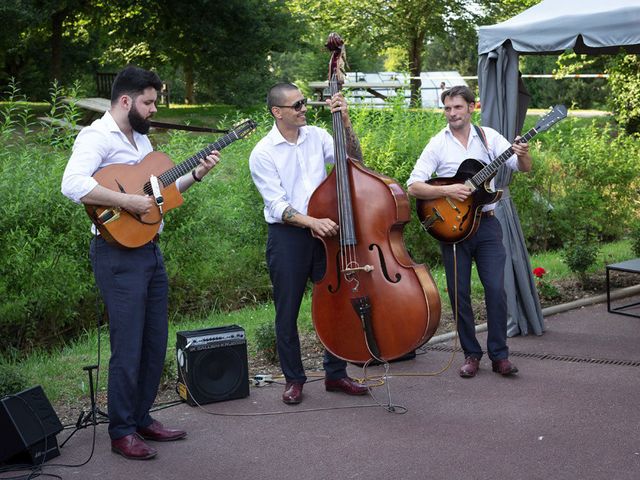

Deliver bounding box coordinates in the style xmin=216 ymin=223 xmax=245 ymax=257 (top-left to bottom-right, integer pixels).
xmin=441 ymin=85 xmax=475 ymax=105
xmin=111 ymin=65 xmax=162 ymax=104
xmin=267 ymin=82 xmax=300 ymax=116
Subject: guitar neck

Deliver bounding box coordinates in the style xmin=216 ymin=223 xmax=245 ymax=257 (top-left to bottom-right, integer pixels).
xmin=143 ymin=131 xmax=239 ymax=194
xmin=471 ymin=127 xmax=537 ymax=186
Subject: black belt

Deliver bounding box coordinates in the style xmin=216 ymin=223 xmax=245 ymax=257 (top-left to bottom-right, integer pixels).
xmin=481 ymin=210 xmax=495 ymax=218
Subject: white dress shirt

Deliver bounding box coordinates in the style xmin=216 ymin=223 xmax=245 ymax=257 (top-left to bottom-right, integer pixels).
xmin=61 ymin=111 xmax=153 ymax=204
xmin=249 ymin=124 xmax=334 ymax=224
xmin=407 ymin=125 xmax=520 ymax=212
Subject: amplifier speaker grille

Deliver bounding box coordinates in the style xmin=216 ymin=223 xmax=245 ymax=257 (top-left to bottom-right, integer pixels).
xmin=176 ymin=325 xmax=249 ymax=406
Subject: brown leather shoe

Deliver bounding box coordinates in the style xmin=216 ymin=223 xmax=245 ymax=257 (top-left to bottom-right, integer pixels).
xmin=111 ymin=433 xmax=157 ymax=460
xmin=137 ymin=419 xmax=187 ymax=442
xmin=492 ymin=358 xmax=518 ymax=376
xmin=282 ymin=382 xmax=303 ymax=404
xmin=325 ymin=377 xmax=368 ymax=395
xmin=459 ymin=357 xmax=480 ymax=378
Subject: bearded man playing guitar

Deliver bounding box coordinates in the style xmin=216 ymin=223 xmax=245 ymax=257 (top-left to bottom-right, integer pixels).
xmin=61 ymin=66 xmax=220 ymax=460
xmin=407 ymin=85 xmax=531 ymax=379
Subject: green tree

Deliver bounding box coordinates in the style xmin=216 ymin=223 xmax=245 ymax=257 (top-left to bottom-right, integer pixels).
xmin=287 ymin=0 xmax=477 ymax=106
xmin=607 ymin=54 xmax=640 ymax=134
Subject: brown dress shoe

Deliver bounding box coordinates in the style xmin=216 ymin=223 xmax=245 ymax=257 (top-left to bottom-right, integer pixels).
xmin=492 ymin=358 xmax=518 ymax=376
xmin=111 ymin=433 xmax=157 ymax=460
xmin=325 ymin=377 xmax=368 ymax=395
xmin=282 ymin=382 xmax=303 ymax=404
xmin=137 ymin=419 xmax=187 ymax=442
xmin=459 ymin=357 xmax=480 ymax=378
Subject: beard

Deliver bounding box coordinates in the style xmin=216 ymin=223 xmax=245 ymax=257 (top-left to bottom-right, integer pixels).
xmin=129 ymin=104 xmax=151 ymax=134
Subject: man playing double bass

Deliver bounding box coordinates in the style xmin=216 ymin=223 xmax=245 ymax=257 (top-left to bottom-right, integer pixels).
xmin=407 ymin=86 xmax=531 ymax=379
xmin=249 ymin=83 xmax=367 ymax=404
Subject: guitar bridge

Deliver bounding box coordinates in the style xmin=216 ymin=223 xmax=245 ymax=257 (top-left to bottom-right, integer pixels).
xmin=421 ymin=207 xmax=444 ymax=231
xmin=97 ymin=208 xmax=121 ymax=225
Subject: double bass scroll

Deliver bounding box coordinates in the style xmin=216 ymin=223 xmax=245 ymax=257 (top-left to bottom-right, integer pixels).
xmin=308 ymin=33 xmax=441 ymax=364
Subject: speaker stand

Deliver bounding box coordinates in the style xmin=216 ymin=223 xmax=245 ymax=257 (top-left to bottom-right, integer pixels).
xmin=59 ymin=365 xmax=109 ymax=448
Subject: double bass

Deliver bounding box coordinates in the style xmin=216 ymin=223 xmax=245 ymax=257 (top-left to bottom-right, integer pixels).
xmin=308 ymin=33 xmax=441 ymax=364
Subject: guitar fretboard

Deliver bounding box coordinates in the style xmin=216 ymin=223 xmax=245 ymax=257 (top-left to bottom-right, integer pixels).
xmin=470 ymin=128 xmax=538 ymax=187
xmin=141 ymin=131 xmax=240 ymax=195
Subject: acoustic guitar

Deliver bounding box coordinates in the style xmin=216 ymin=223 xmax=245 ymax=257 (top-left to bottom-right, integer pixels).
xmin=415 ymin=105 xmax=567 ymax=244
xmin=86 ymin=119 xmax=257 ymax=248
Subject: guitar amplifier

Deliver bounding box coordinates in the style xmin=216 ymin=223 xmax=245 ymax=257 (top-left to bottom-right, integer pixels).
xmin=176 ymin=325 xmax=249 ymax=406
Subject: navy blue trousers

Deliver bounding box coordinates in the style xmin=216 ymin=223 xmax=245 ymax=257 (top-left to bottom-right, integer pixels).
xmin=440 ymin=216 xmax=509 ymax=361
xmin=266 ymin=224 xmax=347 ymax=383
xmin=90 ymin=236 xmax=168 ymax=440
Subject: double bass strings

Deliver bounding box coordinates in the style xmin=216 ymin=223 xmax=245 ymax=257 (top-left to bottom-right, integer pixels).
xmin=329 ymin=72 xmax=357 ymax=276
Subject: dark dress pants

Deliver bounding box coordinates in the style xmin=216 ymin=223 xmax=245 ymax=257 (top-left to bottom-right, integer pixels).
xmin=440 ymin=216 xmax=509 ymax=361
xmin=266 ymin=223 xmax=347 ymax=383
xmin=90 ymin=236 xmax=168 ymax=440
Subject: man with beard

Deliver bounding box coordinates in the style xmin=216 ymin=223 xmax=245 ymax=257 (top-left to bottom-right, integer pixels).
xmin=61 ymin=65 xmax=220 ymax=460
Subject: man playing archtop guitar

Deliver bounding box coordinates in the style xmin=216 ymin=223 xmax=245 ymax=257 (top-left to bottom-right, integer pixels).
xmin=407 ymin=85 xmax=531 ymax=379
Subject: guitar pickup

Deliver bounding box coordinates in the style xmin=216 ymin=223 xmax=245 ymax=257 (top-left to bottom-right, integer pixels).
xmin=97 ymin=208 xmax=120 ymax=225
xmin=445 ymin=197 xmax=461 ymax=213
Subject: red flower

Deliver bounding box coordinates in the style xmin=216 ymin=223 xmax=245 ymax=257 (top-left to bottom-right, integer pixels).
xmin=533 ymin=267 xmax=546 ymax=278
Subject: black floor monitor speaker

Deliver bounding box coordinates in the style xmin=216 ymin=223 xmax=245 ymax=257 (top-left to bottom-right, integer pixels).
xmin=0 ymin=385 xmax=63 ymax=465
xmin=176 ymin=325 xmax=249 ymax=406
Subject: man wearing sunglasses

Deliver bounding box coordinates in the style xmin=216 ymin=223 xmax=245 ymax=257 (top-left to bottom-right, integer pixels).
xmin=250 ymin=82 xmax=367 ymax=405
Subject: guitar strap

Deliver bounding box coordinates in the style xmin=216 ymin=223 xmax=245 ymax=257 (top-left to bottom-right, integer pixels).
xmin=473 ymin=124 xmax=492 ymax=163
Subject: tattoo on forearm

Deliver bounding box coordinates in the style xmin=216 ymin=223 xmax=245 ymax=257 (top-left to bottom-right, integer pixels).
xmin=282 ymin=206 xmax=299 ymax=223
xmin=344 ymin=125 xmax=363 ymax=161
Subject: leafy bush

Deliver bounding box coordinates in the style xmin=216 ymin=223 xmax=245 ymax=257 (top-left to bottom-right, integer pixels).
xmin=561 ymin=231 xmax=600 ymax=283
xmin=0 ymin=364 xmax=29 ymax=398
xmin=630 ymin=221 xmax=640 ymax=258
xmin=607 ymin=54 xmax=640 ymax=134
xmin=511 ymin=116 xmax=640 ymax=251
xmin=254 ymin=320 xmax=278 ymax=364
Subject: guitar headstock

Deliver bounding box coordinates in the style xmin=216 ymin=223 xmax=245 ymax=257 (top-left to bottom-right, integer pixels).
xmin=231 ymin=119 xmax=258 ymax=139
xmin=535 ymin=105 xmax=568 ymax=133
xmin=326 ymin=32 xmax=347 ymax=90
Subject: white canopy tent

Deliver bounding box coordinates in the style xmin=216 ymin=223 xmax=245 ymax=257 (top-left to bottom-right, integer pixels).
xmin=477 ymin=0 xmax=640 ymax=337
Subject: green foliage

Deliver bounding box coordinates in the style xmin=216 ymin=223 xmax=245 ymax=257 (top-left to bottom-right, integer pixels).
xmin=157 ymin=115 xmax=273 ymax=313
xmin=0 ymin=86 xmax=98 ymax=353
xmin=522 ymin=54 xmax=609 ymax=110
xmin=511 ymin=116 xmax=640 ymax=251
xmin=629 ymin=221 xmax=640 ymax=258
xmin=0 ymin=363 xmax=29 ymax=397
xmin=561 ymin=231 xmax=600 ymax=282
xmin=607 ymin=54 xmax=640 ymax=134
xmin=255 ymin=320 xmax=278 ymax=364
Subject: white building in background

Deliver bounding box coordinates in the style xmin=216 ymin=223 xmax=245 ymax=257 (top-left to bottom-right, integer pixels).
xmin=343 ymin=71 xmax=468 ymax=108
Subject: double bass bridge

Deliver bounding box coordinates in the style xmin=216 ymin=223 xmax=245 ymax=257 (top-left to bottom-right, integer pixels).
xmin=343 ymin=262 xmax=374 ymax=292
xmin=342 ymin=264 xmax=374 ymax=274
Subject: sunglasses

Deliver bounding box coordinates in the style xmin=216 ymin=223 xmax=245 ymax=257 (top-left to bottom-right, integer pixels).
xmin=275 ymin=98 xmax=307 ymax=112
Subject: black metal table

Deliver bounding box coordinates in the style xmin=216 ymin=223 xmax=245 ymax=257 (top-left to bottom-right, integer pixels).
xmin=606 ymin=258 xmax=640 ymax=318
